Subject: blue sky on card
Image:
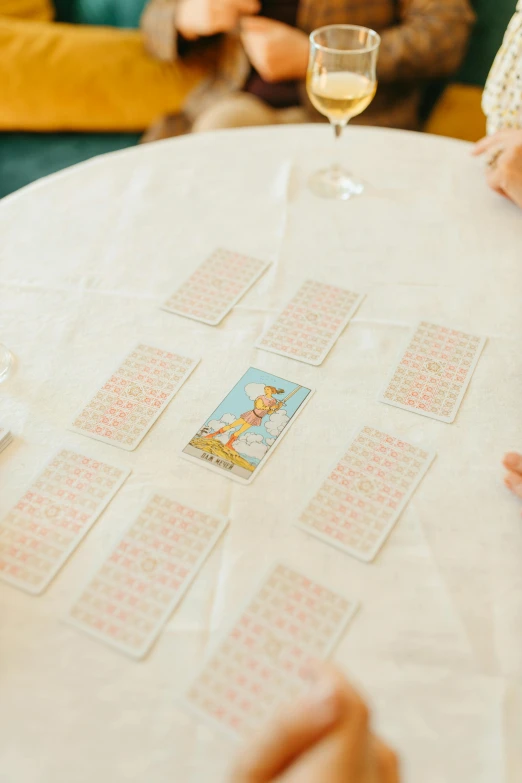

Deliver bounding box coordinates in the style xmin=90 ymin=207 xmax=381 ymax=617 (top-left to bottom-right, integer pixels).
xmin=203 ymin=367 xmax=311 ymax=443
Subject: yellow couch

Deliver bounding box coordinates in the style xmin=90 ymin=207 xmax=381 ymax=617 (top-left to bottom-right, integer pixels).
xmin=425 ymin=84 xmax=486 ymax=142
xmin=0 ymin=0 xmax=206 ymax=131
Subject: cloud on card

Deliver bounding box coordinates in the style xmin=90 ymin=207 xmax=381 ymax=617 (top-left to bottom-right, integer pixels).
xmin=245 ymin=382 xmax=266 ymax=402
xmin=235 ymin=432 xmax=269 ymax=461
xmin=265 ymin=409 xmax=289 ymax=437
xmin=266 ymin=438 xmax=275 ymax=446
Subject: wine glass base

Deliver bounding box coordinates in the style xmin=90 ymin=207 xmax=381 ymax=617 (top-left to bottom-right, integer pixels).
xmin=308 ymin=167 xmax=364 ymax=201
xmin=0 ymin=344 xmax=13 ymax=384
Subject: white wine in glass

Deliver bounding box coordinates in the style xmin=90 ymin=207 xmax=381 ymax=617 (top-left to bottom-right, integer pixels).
xmin=307 ymin=25 xmax=380 ymax=200
xmin=309 ymin=72 xmax=376 ymax=122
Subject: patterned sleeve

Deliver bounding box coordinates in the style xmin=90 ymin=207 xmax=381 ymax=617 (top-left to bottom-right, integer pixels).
xmin=377 ymin=0 xmax=476 ymax=83
xmin=482 ymin=5 xmax=522 ymax=135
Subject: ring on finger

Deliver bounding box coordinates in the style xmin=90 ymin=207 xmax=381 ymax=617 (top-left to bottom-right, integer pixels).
xmin=487 ymin=148 xmax=504 ymax=168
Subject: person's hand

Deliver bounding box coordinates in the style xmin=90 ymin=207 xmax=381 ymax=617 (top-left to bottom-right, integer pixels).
xmin=473 ymin=130 xmax=522 ymax=209
xmin=230 ymin=664 xmax=399 ymax=782
xmin=177 ymin=0 xmax=260 ymax=40
xmin=241 ymin=17 xmax=309 ymax=83
xmin=503 ymin=453 xmax=522 ymax=507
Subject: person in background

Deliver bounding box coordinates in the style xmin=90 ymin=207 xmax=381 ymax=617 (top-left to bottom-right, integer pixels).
xmin=140 ymin=0 xmax=475 ymax=139
xmin=473 ymin=1 xmax=522 ymax=209
xmin=230 ymin=664 xmax=399 ymax=783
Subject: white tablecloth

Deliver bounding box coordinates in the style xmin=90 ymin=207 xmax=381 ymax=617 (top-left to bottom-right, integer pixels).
xmin=1 ymin=126 xmax=521 ymax=783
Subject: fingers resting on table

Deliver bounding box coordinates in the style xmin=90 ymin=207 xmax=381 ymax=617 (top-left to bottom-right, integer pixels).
xmin=503 ymin=453 xmax=522 ymax=500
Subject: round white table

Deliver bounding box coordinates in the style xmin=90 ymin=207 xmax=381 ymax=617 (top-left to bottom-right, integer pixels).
xmin=1 ymin=126 xmax=521 ymax=783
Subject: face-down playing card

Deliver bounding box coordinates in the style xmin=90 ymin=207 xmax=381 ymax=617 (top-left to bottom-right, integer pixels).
xmin=70 ymin=344 xmax=199 ymax=450
xmin=181 ymin=367 xmax=313 ymax=484
xmin=297 ymin=426 xmax=435 ymax=562
xmin=256 ymin=280 xmax=363 ymax=366
xmin=67 ymin=493 xmax=228 ymax=659
xmin=184 ymin=563 xmax=358 ymax=737
xmin=379 ymin=321 xmax=485 ymax=423
xmin=0 ymin=449 xmax=130 ymax=594
xmin=162 ymin=249 xmax=270 ymax=326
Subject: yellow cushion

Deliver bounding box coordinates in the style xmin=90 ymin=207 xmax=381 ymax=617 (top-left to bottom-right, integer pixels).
xmin=0 ymin=16 xmax=209 ymax=131
xmin=0 ymin=0 xmax=54 ymax=21
xmin=425 ymin=83 xmax=487 ymax=142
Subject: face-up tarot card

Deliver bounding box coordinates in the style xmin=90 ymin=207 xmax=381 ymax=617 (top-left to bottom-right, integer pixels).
xmin=181 ymin=367 xmax=313 ymax=484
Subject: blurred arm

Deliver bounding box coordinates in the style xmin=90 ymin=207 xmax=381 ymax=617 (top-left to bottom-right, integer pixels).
xmin=141 ymin=0 xmax=181 ymax=61
xmin=141 ymin=0 xmax=219 ymax=62
xmin=377 ymin=0 xmax=475 ymax=82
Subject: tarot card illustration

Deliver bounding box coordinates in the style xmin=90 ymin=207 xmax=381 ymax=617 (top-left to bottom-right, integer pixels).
xmin=182 ymin=368 xmax=313 ymax=484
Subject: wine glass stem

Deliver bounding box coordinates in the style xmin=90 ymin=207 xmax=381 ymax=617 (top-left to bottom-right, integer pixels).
xmin=332 ymin=121 xmax=347 ymax=179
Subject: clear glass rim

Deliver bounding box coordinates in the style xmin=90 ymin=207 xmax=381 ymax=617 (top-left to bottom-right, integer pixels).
xmin=309 ymin=24 xmax=381 ymax=55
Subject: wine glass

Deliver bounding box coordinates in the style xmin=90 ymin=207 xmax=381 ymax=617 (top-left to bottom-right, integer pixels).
xmin=306 ymin=24 xmax=380 ymax=200
xmin=0 ymin=344 xmax=12 ymax=384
